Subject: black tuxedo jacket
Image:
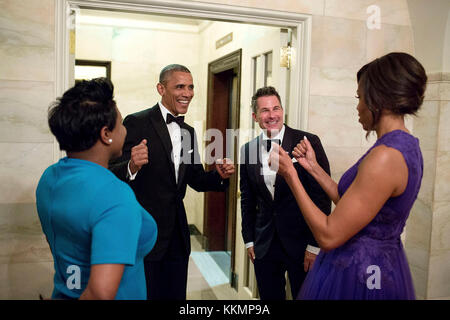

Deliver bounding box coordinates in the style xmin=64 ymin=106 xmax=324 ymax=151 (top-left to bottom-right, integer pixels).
xmin=240 ymin=125 xmax=331 ymax=261
xmin=109 ymin=104 xmax=228 ymax=261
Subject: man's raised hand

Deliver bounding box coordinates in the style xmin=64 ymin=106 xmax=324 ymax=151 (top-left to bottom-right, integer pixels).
xmin=129 ymin=139 xmax=148 ymax=174
xmin=215 ymin=158 xmax=235 ymax=179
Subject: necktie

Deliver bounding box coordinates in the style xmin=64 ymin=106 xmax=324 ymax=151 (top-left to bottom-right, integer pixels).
xmin=264 ymin=139 xmax=281 ymax=151
xmin=166 ymin=113 xmax=185 ymax=126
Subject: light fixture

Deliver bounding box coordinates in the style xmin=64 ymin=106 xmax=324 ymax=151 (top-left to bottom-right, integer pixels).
xmin=280 ymin=46 xmax=292 ymax=69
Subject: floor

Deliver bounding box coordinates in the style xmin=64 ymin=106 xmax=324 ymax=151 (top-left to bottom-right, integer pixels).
xmin=186 ymin=235 xmax=239 ymax=300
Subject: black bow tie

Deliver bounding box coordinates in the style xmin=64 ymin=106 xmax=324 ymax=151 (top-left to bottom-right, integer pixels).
xmin=264 ymin=139 xmax=281 ymax=151
xmin=166 ymin=114 xmax=185 ymax=126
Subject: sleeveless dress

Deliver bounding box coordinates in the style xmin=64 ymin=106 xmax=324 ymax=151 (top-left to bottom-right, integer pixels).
xmin=297 ymin=130 xmax=423 ymax=300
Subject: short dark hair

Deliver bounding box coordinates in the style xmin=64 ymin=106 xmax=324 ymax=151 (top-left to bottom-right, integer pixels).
xmin=159 ymin=64 xmax=191 ymax=84
xmin=251 ymin=86 xmax=282 ymax=113
xmin=357 ymin=52 xmax=427 ymax=130
xmin=48 ymin=77 xmax=117 ymax=152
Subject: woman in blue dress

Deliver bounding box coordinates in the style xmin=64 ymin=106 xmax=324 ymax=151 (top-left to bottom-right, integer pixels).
xmin=272 ymin=52 xmax=427 ymax=299
xmin=36 ymin=78 xmax=157 ymax=299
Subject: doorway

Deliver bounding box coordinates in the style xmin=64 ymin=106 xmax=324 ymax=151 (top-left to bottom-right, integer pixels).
xmin=57 ymin=0 xmax=312 ymax=299
xmin=203 ymin=50 xmax=241 ymax=287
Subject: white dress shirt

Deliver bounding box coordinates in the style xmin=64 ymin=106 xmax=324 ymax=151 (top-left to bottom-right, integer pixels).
xmin=128 ymin=102 xmax=182 ymax=183
xmin=245 ymin=125 xmax=320 ymax=255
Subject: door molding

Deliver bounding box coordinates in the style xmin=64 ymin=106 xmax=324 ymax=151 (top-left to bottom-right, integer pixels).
xmin=56 ymin=0 xmax=312 ymax=130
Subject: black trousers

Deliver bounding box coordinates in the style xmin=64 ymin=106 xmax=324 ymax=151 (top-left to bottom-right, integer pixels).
xmin=254 ymin=235 xmax=307 ymax=300
xmin=144 ymin=222 xmax=189 ymax=300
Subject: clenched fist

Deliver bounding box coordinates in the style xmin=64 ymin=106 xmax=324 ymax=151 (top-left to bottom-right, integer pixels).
xmin=129 ymin=139 xmax=148 ymax=174
xmin=215 ymin=158 xmax=235 ymax=179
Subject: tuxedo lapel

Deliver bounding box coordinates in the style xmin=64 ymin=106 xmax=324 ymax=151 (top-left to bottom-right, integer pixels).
xmin=176 ymin=123 xmax=190 ymax=189
xmin=149 ymin=105 xmax=177 ymax=182
xmin=250 ymin=136 xmax=273 ymax=203
xmin=274 ymin=125 xmax=295 ymax=201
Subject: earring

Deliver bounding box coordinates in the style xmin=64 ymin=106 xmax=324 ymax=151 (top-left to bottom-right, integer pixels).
xmin=108 ymin=139 xmax=113 ymax=143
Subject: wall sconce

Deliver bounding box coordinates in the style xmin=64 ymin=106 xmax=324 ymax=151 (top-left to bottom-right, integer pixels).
xmin=280 ymin=46 xmax=292 ymax=69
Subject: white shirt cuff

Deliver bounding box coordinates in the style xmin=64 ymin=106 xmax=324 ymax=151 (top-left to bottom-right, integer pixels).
xmin=127 ymin=161 xmax=138 ymax=181
xmin=306 ymin=245 xmax=320 ymax=255
xmin=245 ymin=242 xmax=254 ymax=249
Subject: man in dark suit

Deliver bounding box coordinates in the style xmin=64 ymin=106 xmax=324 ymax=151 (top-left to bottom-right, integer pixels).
xmin=109 ymin=64 xmax=235 ymax=300
xmin=240 ymin=86 xmax=331 ymax=300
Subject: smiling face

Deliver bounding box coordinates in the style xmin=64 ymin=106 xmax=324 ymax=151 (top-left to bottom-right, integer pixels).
xmin=157 ymin=71 xmax=194 ymax=115
xmin=356 ymin=82 xmax=374 ymax=131
xmin=253 ymin=95 xmax=284 ymax=137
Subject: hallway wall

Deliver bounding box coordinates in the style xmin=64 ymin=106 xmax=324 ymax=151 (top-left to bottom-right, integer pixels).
xmin=0 ymin=0 xmax=56 ymax=298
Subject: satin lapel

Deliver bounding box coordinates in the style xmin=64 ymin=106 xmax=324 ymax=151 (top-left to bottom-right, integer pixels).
xmin=251 ymin=136 xmax=273 ymax=203
xmin=274 ymin=126 xmax=295 ymax=201
xmin=176 ymin=123 xmax=190 ymax=189
xmin=149 ymin=105 xmax=176 ymax=181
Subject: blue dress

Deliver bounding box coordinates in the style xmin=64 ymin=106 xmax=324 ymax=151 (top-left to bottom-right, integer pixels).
xmin=297 ymin=130 xmax=423 ymax=299
xmin=36 ymin=157 xmax=157 ymax=299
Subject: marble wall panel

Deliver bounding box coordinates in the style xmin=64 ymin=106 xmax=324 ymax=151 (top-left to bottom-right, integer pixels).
xmin=408 ymin=265 xmax=426 ymax=300
xmin=323 ymin=146 xmax=367 ymax=179
xmin=188 ymin=0 xmax=325 ymax=15
xmin=0 ymin=46 xmax=54 ymax=82
xmin=366 ymin=23 xmax=414 ymax=61
xmin=308 ymin=95 xmax=362 ymax=148
xmin=439 ymin=81 xmax=450 ymax=101
xmin=0 ymin=203 xmax=52 ymax=264
xmin=428 ymin=201 xmax=450 ymax=298
xmin=424 ymin=82 xmax=440 ymax=101
xmin=309 ymin=66 xmax=358 ymax=97
xmin=405 ymin=199 xmax=433 ymax=270
xmin=0 ymin=80 xmax=54 ymax=143
xmin=414 ymin=100 xmax=439 ymax=152
xmin=418 ymin=150 xmax=437 ymax=207
xmin=0 ymin=261 xmax=53 ymax=299
xmin=324 ymin=0 xmax=410 ymax=26
xmin=437 ymin=101 xmax=450 ymax=152
xmin=0 ymin=142 xmax=53 ymax=203
xmin=434 ymin=151 xmax=450 ymax=202
xmin=311 ymin=15 xmax=366 ymax=69
xmin=404 ymin=198 xmax=433 ymax=299
xmin=0 ymin=0 xmax=54 ymax=48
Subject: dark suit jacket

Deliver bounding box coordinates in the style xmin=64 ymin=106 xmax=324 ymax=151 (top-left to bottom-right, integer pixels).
xmin=240 ymin=125 xmax=331 ymax=261
xmin=109 ymin=104 xmax=228 ymax=261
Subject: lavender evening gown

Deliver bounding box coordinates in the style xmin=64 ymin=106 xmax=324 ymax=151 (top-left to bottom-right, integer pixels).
xmin=297 ymin=130 xmax=423 ymax=300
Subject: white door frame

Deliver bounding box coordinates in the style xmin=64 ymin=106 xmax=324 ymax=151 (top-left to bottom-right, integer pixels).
xmin=55 ymin=0 xmax=312 ymax=129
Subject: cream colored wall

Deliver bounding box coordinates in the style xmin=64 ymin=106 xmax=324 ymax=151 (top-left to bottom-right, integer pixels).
xmin=444 ymin=11 xmax=450 ymax=72
xmin=0 ymin=0 xmax=55 ymax=299
xmin=405 ymin=0 xmax=450 ymax=300
xmin=0 ymin=0 xmax=448 ymax=300
xmin=407 ymin=0 xmax=449 ymax=74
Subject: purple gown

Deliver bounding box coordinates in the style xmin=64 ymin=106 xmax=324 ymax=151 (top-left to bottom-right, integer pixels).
xmin=297 ymin=130 xmax=423 ymax=300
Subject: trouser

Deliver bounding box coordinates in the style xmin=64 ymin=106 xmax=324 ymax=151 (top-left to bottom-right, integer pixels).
xmin=254 ymin=235 xmax=307 ymax=300
xmin=144 ymin=222 xmax=189 ymax=300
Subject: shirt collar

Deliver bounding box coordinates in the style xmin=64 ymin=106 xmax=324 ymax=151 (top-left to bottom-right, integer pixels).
xmin=158 ymin=101 xmax=176 ymax=122
xmin=261 ymin=125 xmax=285 ymax=143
